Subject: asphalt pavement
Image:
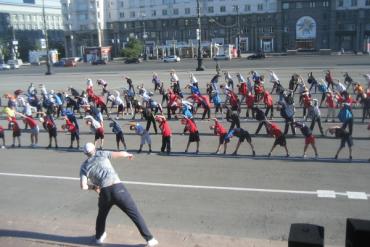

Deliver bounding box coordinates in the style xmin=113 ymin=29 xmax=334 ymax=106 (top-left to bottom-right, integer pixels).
xmin=0 ymin=55 xmax=370 ymax=247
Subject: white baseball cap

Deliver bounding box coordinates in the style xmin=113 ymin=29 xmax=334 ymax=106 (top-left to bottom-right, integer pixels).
xmin=83 ymin=142 xmax=95 ymax=155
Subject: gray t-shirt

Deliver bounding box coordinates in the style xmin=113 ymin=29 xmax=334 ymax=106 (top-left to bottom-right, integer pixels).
xmin=80 ymin=151 xmax=121 ymax=188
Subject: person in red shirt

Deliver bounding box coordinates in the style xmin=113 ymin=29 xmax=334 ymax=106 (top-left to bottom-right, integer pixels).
xmin=167 ymin=89 xmax=180 ymax=119
xmin=181 ymin=117 xmax=200 ymax=154
xmin=93 ymin=95 xmax=110 ymax=118
xmin=265 ymin=121 xmax=289 ymax=157
xmin=0 ymin=125 xmax=5 ymax=148
xmin=155 ymin=115 xmax=172 ymax=154
xmin=8 ymin=117 xmax=21 ymax=147
xmin=263 ymin=91 xmax=274 ymax=119
xmin=325 ymin=70 xmax=335 ymax=90
xmin=62 ymin=116 xmax=80 ymax=149
xmin=302 ymin=90 xmax=312 ymax=118
xmin=325 ymin=91 xmax=337 ymax=122
xmin=246 ymin=91 xmax=255 ymax=118
xmin=210 ymin=118 xmax=228 ymax=154
xmin=16 ymin=112 xmax=39 ymax=147
xmin=237 ymin=81 xmax=248 ymax=106
xmin=40 ymin=113 xmax=58 ymax=149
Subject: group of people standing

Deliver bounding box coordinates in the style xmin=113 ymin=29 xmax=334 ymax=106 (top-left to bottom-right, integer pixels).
xmin=1 ymin=69 xmax=370 ymax=160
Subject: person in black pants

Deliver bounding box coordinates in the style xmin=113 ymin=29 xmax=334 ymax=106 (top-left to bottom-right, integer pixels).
xmin=253 ymin=107 xmax=268 ymax=134
xmin=326 ymin=126 xmax=353 ymax=160
xmin=225 ymin=105 xmax=240 ymax=131
xmin=144 ymin=108 xmax=158 ymax=134
xmin=79 ymin=143 xmax=158 ymax=246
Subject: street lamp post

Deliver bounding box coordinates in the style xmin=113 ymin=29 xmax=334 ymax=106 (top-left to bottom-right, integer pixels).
xmin=196 ymin=0 xmax=204 ymax=71
xmin=42 ymin=0 xmax=51 ymax=75
xmin=142 ymin=14 xmax=148 ymax=61
xmin=236 ymin=6 xmax=241 ymax=58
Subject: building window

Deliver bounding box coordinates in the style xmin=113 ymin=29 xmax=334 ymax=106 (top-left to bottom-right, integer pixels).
xmin=323 ymin=1 xmax=329 ymax=7
xmin=296 ymin=2 xmax=303 ymax=8
xmin=173 ymin=8 xmax=179 ymax=15
xmin=257 ymin=4 xmax=263 ymax=11
xmin=366 ymin=0 xmax=370 ymax=5
xmin=245 ymin=4 xmax=251 ymax=11
xmin=208 ymin=6 xmax=214 ymax=13
xmin=162 ymin=9 xmax=168 ymax=16
xmin=310 ymin=1 xmax=316 ymax=7
xmin=185 ymin=8 xmax=190 ymax=14
xmin=351 ymin=0 xmax=357 ymax=6
xmin=282 ymin=2 xmax=289 ymax=9
xmin=338 ymin=0 xmax=344 ymax=7
xmin=220 ymin=6 xmax=226 ymax=12
xmin=232 ymin=5 xmax=238 ymax=12
xmin=130 ymin=11 xmax=135 ymax=18
xmin=151 ymin=10 xmax=156 ymax=16
xmin=119 ymin=12 xmax=124 ymax=18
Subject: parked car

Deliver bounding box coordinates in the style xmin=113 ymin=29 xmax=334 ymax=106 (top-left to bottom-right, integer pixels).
xmin=9 ymin=64 xmax=20 ymax=69
xmin=64 ymin=58 xmax=77 ymax=67
xmin=0 ymin=64 xmax=11 ymax=70
xmin=125 ymin=57 xmax=143 ymax=64
xmin=247 ymin=53 xmax=266 ymax=60
xmin=163 ymin=55 xmax=180 ymax=62
xmin=92 ymin=59 xmax=108 ymax=65
xmin=213 ymin=54 xmax=231 ymax=61
xmin=53 ymin=60 xmax=65 ymax=67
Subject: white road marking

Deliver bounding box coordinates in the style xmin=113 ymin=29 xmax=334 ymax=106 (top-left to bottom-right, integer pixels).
xmin=317 ymin=190 xmax=336 ymax=198
xmin=346 ymin=191 xmax=368 ymax=200
xmin=0 ymin=172 xmax=368 ymax=200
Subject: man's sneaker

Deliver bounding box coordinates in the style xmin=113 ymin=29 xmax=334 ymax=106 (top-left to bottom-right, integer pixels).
xmin=267 ymin=153 xmax=271 ymax=157
xmin=147 ymin=238 xmax=159 ymax=247
xmin=303 ymin=154 xmax=307 ymax=159
xmin=252 ymin=150 xmax=256 ymax=157
xmin=334 ymin=154 xmax=338 ymax=160
xmin=314 ymin=154 xmax=319 ymax=159
xmin=96 ymin=232 xmax=107 ymax=245
xmin=1 ymin=145 xmax=5 ymax=149
xmin=286 ymin=153 xmax=290 ymax=157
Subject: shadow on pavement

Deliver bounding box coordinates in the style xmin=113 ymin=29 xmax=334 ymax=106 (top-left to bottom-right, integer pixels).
xmin=0 ymin=229 xmax=145 ymax=247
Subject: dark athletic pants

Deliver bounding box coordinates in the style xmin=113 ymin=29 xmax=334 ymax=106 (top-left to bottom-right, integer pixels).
xmin=96 ymin=183 xmax=153 ymax=241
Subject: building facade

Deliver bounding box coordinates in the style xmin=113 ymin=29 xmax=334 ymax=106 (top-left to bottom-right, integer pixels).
xmin=0 ymin=0 xmax=64 ymax=62
xmin=63 ymin=0 xmax=370 ymax=57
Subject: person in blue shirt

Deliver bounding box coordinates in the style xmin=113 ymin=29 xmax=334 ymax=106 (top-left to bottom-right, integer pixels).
xmin=109 ymin=118 xmax=127 ymax=151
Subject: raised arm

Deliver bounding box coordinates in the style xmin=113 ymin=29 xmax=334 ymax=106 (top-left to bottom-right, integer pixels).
xmin=111 ymin=151 xmax=134 ymax=160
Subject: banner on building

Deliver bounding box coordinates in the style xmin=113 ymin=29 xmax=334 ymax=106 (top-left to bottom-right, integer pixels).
xmin=296 ymin=16 xmax=316 ymax=40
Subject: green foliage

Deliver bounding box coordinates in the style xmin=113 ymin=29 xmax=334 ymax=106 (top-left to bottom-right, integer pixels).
xmin=121 ymin=38 xmax=143 ymax=58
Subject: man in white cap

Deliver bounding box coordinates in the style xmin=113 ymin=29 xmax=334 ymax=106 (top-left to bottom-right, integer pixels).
xmin=80 ymin=143 xmax=158 ymax=246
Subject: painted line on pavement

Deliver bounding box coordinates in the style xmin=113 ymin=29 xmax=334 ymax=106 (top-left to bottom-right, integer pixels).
xmin=0 ymin=172 xmax=368 ymax=200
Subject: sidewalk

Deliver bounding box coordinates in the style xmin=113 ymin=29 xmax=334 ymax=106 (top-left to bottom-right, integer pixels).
xmin=0 ymin=215 xmax=340 ymax=247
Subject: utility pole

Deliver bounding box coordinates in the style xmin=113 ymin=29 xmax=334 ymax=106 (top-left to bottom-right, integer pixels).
xmin=196 ymin=0 xmax=204 ymax=71
xmin=42 ymin=0 xmax=52 ymax=75
xmin=236 ymin=5 xmax=241 ymax=58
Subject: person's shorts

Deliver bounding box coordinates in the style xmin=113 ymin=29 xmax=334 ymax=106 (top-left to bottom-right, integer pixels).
xmin=30 ymin=126 xmax=39 ymax=135
xmin=13 ymin=130 xmax=21 ymax=138
xmin=274 ymin=135 xmax=287 ymax=146
xmin=219 ymin=133 xmax=229 ymax=145
xmin=118 ymin=104 xmax=124 ymax=112
xmin=0 ymin=131 xmax=4 ymax=139
xmin=140 ymin=131 xmax=152 ymax=145
xmin=239 ymin=130 xmax=251 ymax=143
xmin=189 ymin=131 xmax=200 ymax=142
xmin=305 ymin=135 xmax=315 ymax=145
xmin=340 ymin=136 xmax=353 ymax=148
xmin=116 ymin=132 xmax=125 ymax=143
xmin=71 ymin=131 xmax=79 ymax=141
xmin=95 ymin=127 xmax=104 ymax=140
xmin=48 ymin=127 xmax=57 ymax=138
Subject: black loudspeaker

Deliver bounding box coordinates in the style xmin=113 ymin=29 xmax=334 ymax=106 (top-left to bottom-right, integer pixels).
xmin=346 ymin=218 xmax=370 ymax=247
xmin=288 ymin=223 xmax=324 ymax=247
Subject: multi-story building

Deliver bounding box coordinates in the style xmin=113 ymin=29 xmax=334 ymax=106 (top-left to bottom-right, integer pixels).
xmin=0 ymin=0 xmax=64 ymax=61
xmin=63 ymin=0 xmax=370 ymax=57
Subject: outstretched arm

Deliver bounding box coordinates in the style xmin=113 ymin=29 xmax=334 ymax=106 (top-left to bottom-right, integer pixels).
xmin=111 ymin=151 xmax=134 ymax=160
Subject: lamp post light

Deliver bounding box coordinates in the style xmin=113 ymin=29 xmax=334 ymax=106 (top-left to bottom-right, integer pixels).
xmin=42 ymin=0 xmax=52 ymax=75
xmin=236 ymin=5 xmax=241 ymax=58
xmin=196 ymin=0 xmax=204 ymax=71
xmin=142 ymin=13 xmax=148 ymax=61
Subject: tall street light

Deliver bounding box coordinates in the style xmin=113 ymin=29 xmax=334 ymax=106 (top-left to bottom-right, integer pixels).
xmin=42 ymin=0 xmax=52 ymax=75
xmin=196 ymin=0 xmax=204 ymax=71
xmin=236 ymin=5 xmax=241 ymax=58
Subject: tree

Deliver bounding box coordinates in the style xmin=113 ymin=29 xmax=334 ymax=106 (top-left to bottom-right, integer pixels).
xmin=121 ymin=38 xmax=143 ymax=58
